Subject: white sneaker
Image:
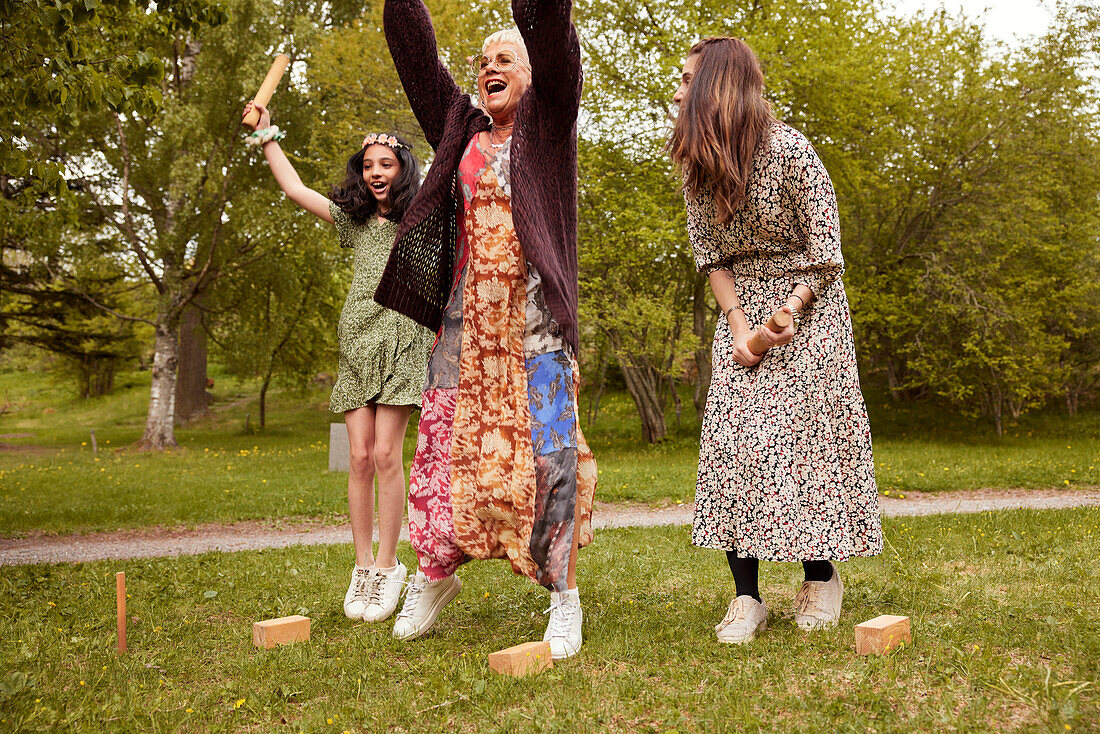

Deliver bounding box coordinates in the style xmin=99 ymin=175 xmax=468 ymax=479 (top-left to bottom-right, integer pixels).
xmin=392 ymin=572 xmax=461 ymax=640
xmin=715 ymin=595 xmax=767 ymax=644
xmin=361 ymin=562 xmax=408 ymax=622
xmin=794 ymin=561 xmax=843 ymax=631
xmin=343 ymin=565 xmax=373 ymax=620
xmin=543 ymin=588 xmax=583 ymax=660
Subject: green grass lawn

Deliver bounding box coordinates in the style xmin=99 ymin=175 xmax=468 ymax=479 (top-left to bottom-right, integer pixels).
xmin=0 ymin=368 xmax=1097 ymax=535
xmin=0 ymin=510 xmax=1097 ymax=732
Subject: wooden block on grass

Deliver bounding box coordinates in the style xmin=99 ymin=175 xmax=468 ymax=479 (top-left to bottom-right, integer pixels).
xmin=488 ymin=641 xmax=553 ymax=677
xmin=253 ymin=615 xmax=310 ymax=649
xmin=855 ymin=614 xmax=910 ymax=655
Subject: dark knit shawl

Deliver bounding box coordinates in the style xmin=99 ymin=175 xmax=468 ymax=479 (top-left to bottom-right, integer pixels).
xmin=376 ymin=0 xmax=582 ymax=354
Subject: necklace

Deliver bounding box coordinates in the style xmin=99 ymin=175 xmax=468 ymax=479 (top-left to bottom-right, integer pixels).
xmin=489 ymin=123 xmax=513 ymax=149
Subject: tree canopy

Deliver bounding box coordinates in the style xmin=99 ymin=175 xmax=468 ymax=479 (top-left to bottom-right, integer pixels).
xmin=3 ymin=0 xmax=1099 ymax=443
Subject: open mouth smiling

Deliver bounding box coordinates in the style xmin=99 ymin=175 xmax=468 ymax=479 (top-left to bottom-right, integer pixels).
xmin=485 ymin=79 xmax=507 ymax=96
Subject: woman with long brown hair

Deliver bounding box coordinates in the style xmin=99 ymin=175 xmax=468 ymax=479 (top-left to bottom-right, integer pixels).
xmin=670 ymin=37 xmax=882 ymax=644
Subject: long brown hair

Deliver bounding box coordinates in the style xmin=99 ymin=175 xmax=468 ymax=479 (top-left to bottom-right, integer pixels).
xmin=668 ymin=37 xmax=775 ymax=224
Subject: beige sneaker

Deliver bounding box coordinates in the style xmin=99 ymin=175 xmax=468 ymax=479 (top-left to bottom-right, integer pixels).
xmin=392 ymin=572 xmax=461 ymax=641
xmin=794 ymin=561 xmax=843 ymax=631
xmin=361 ymin=561 xmax=408 ymax=623
xmin=343 ymin=565 xmax=373 ymax=620
xmin=715 ymin=595 xmax=767 ymax=644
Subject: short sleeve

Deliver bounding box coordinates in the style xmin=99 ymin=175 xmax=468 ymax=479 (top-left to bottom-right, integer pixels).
xmin=329 ymin=200 xmax=355 ymax=249
xmin=785 ymin=136 xmax=844 ymax=295
xmin=685 ymin=188 xmax=728 ymax=274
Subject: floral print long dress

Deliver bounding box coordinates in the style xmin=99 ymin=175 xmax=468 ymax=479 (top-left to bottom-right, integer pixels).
xmin=406 ymin=135 xmax=596 ymax=590
xmin=689 ymin=123 xmax=883 ymax=563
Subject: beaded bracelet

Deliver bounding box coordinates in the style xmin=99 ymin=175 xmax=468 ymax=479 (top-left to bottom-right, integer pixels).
xmin=246 ymin=126 xmax=285 ymax=147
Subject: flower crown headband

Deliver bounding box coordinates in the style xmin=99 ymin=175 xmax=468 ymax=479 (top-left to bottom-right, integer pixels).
xmin=362 ymin=133 xmax=410 ymax=150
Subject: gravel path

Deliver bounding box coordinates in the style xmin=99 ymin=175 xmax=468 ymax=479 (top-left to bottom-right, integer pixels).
xmin=1 ymin=488 xmax=1097 ymax=567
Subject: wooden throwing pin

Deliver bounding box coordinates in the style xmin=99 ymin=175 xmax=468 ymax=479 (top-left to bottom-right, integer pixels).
xmin=116 ymin=571 xmax=126 ymax=654
xmin=242 ymin=54 xmax=290 ymax=128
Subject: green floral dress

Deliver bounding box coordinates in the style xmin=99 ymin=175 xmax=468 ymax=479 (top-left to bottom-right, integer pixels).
xmin=328 ymin=201 xmax=433 ymax=412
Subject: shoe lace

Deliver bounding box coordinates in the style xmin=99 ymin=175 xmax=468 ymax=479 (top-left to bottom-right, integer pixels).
xmin=395 ymin=577 xmax=425 ymax=621
xmin=796 ymin=583 xmax=824 ymax=614
xmin=544 ymin=596 xmax=578 ymax=638
xmin=722 ymin=598 xmax=750 ymax=626
xmin=350 ymin=569 xmax=373 ymax=604
xmin=365 ymin=570 xmax=387 ymax=606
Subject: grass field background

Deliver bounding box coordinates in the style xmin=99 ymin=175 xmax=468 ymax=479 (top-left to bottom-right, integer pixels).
xmin=0 ymin=510 xmax=1097 ymax=732
xmin=0 ymin=367 xmax=1097 ymax=536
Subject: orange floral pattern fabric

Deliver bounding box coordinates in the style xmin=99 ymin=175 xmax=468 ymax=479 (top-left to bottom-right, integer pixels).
xmin=449 ymin=166 xmax=540 ymax=579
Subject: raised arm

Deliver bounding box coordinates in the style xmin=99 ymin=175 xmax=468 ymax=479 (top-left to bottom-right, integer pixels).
xmin=512 ymin=0 xmax=581 ymax=137
xmin=242 ymin=101 xmax=333 ymax=224
xmin=383 ymin=0 xmax=464 ymax=149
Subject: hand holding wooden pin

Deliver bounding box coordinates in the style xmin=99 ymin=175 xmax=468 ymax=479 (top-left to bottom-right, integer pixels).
xmin=747 ymin=308 xmax=794 ymax=356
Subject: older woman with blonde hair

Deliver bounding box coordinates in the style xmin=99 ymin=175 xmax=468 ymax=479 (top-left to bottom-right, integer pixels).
xmin=374 ymin=0 xmax=595 ymax=659
xmin=670 ymin=37 xmax=883 ymax=644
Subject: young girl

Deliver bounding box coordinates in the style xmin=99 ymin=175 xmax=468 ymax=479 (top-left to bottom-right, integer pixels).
xmin=242 ymin=100 xmax=433 ymax=624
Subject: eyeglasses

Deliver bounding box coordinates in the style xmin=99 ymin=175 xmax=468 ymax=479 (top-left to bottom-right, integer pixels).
xmin=470 ymin=49 xmax=528 ymax=76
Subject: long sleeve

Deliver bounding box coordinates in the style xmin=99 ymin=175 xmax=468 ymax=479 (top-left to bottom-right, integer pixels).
xmin=383 ymin=0 xmax=463 ymax=150
xmin=685 ymin=188 xmax=729 ymax=274
xmin=512 ymin=0 xmax=581 ymax=140
xmin=786 ymin=137 xmax=844 ymax=295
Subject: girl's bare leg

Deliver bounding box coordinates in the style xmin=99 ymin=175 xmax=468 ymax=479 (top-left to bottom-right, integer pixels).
xmin=344 ymin=406 xmax=378 ymax=568
xmin=372 ymin=403 xmax=414 ymax=569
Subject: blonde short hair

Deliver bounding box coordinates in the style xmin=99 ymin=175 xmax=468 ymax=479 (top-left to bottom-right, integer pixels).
xmin=482 ymin=28 xmax=530 ymax=67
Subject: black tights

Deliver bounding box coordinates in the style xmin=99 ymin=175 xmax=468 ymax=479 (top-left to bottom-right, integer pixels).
xmin=725 ymin=551 xmax=833 ymax=602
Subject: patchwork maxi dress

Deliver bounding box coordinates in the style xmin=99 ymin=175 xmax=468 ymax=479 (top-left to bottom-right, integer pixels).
xmin=689 ymin=123 xmax=883 ymax=563
xmin=407 ymin=136 xmax=597 ymax=591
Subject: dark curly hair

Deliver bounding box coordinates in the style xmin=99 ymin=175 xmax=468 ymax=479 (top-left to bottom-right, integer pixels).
xmin=329 ymin=134 xmax=420 ymax=224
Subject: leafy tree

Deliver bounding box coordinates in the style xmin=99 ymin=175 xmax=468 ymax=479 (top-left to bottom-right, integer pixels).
xmin=577 ymin=140 xmax=696 ymax=443
xmin=30 ymin=0 xmax=337 ymax=448
xmin=0 ymin=0 xmax=226 ymax=194
xmin=209 ymin=209 xmax=343 ymax=428
xmin=0 ymin=178 xmax=151 ymax=396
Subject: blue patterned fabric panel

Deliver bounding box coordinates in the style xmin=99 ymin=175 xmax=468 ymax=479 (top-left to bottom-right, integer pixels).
xmin=525 ymin=350 xmax=577 ymax=456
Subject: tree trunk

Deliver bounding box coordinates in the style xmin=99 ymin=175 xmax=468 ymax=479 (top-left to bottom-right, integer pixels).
xmin=586 ymin=348 xmax=609 ymax=426
xmin=79 ymin=356 xmax=115 ymax=398
xmin=138 ymin=319 xmax=180 ymax=449
xmin=667 ymin=374 xmax=682 ymax=427
xmin=691 ymin=270 xmax=712 ymax=418
xmin=620 ymin=357 xmax=667 ymax=443
xmin=174 ymin=302 xmax=210 ymax=422
xmin=259 ymin=371 xmax=272 ymax=429
xmin=1066 ymin=388 xmax=1079 ymax=416
xmin=981 ymin=387 xmax=1004 ymax=438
